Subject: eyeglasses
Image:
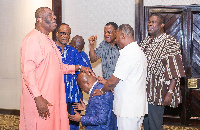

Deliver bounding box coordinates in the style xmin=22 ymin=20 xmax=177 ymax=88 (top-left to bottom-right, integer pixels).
xmin=59 ymin=32 xmax=70 ymax=36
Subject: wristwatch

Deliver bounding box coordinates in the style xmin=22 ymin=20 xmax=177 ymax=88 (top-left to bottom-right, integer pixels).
xmin=168 ymin=89 xmax=173 ymax=94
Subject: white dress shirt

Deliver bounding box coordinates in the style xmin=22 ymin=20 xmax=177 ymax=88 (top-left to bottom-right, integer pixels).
xmin=113 ymin=41 xmax=148 ymax=118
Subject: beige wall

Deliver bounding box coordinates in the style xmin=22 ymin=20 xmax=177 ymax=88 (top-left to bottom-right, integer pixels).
xmin=1 ymin=0 xmax=199 ymax=110
xmin=0 ymin=0 xmax=52 ymax=109
xmin=62 ymin=0 xmax=135 ymax=78
xmin=62 ymin=0 xmax=136 ymax=103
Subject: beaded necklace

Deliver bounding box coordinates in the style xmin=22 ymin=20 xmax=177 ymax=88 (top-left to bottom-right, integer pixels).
xmin=47 ymin=36 xmax=63 ymax=69
xmin=35 ymin=28 xmax=63 ymax=69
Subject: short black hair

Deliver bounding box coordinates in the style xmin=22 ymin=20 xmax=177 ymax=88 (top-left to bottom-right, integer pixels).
xmin=35 ymin=7 xmax=49 ymax=18
xmin=105 ymin=22 xmax=118 ymax=30
xmin=118 ymin=24 xmax=134 ymax=37
xmin=56 ymin=23 xmax=70 ymax=32
xmin=150 ymin=13 xmax=165 ymax=24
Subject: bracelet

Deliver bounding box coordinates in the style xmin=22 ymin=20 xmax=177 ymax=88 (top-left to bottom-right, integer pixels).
xmin=168 ymin=89 xmax=173 ymax=94
xmin=99 ymin=88 xmax=106 ymax=94
xmin=78 ymin=65 xmax=82 ymax=71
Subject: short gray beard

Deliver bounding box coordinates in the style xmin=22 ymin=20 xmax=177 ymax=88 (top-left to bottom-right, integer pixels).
xmin=58 ymin=39 xmax=67 ymax=45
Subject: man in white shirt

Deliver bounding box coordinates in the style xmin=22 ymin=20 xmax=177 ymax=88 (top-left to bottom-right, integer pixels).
xmin=93 ymin=24 xmax=148 ymax=130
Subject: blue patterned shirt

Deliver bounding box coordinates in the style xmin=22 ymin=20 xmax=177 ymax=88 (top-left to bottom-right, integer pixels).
xmin=79 ymin=51 xmax=92 ymax=69
xmin=56 ymin=44 xmax=83 ymax=103
xmin=81 ymin=82 xmax=117 ymax=130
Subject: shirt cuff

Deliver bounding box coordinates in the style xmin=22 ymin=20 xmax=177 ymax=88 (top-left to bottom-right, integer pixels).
xmin=32 ymin=85 xmax=41 ymax=98
xmin=63 ymin=64 xmax=75 ymax=74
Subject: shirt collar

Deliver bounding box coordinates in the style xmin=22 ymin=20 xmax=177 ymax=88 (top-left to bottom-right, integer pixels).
xmin=104 ymin=40 xmax=118 ymax=49
xmin=119 ymin=41 xmax=137 ymax=53
xmin=149 ymin=33 xmax=166 ymax=43
xmin=89 ymin=80 xmax=98 ymax=94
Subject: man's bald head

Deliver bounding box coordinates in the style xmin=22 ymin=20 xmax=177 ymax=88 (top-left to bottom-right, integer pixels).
xmin=77 ymin=72 xmax=88 ymax=85
xmin=70 ymin=35 xmax=85 ymax=53
xmin=34 ymin=7 xmax=57 ymax=34
xmin=77 ymin=72 xmax=96 ymax=94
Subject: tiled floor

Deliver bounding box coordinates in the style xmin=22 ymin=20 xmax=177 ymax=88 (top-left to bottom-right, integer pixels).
xmin=0 ymin=114 xmax=199 ymax=130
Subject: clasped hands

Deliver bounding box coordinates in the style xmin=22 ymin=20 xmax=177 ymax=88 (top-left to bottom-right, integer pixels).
xmin=68 ymin=99 xmax=86 ymax=122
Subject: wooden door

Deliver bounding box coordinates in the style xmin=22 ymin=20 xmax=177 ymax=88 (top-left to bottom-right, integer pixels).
xmin=191 ymin=11 xmax=200 ymax=77
xmin=189 ymin=9 xmax=200 ymax=119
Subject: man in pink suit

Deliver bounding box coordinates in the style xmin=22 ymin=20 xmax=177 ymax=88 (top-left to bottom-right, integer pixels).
xmin=20 ymin=7 xmax=93 ymax=130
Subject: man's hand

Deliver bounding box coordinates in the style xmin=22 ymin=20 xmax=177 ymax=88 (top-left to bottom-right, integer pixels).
xmin=163 ymin=79 xmax=176 ymax=106
xmin=88 ymin=35 xmax=99 ymax=63
xmin=162 ymin=92 xmax=173 ymax=106
xmin=68 ymin=110 xmax=81 ymax=122
xmin=72 ymin=99 xmax=86 ymax=111
xmin=111 ymin=89 xmax=114 ymax=95
xmin=34 ymin=96 xmax=53 ymax=119
xmin=80 ymin=66 xmax=95 ymax=77
xmin=92 ymin=89 xmax=103 ymax=97
xmin=97 ymin=76 xmax=107 ymax=85
xmin=88 ymin=35 xmax=97 ymax=45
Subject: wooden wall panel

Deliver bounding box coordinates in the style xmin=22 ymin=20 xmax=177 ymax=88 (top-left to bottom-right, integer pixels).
xmin=52 ymin=0 xmax=62 ymax=41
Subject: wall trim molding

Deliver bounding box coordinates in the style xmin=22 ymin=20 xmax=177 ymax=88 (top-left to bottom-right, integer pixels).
xmin=0 ymin=108 xmax=20 ymax=116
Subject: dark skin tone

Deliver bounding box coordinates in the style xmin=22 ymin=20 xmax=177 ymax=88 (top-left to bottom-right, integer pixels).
xmin=69 ymin=35 xmax=85 ymax=53
xmin=93 ymin=75 xmax=120 ymax=97
xmin=92 ymin=28 xmax=133 ymax=96
xmin=147 ymin=15 xmax=164 ymax=39
xmin=56 ymin=24 xmax=71 ymax=53
xmin=93 ymin=27 xmax=173 ymax=106
xmin=34 ymin=8 xmax=57 ymax=120
xmin=89 ymin=25 xmax=116 ymax=63
xmin=162 ymin=79 xmax=176 ymax=106
xmin=68 ymin=72 xmax=96 ymax=122
xmin=147 ymin=15 xmax=176 ymax=106
xmin=68 ymin=110 xmax=81 ymax=122
xmin=35 ymin=8 xmax=57 ymax=35
xmin=56 ymin=28 xmax=93 ymax=76
xmin=93 ymin=20 xmax=175 ymax=107
xmin=34 ymin=96 xmax=53 ymax=120
xmin=34 ymin=57 xmax=94 ymax=120
xmin=69 ymin=99 xmax=86 ymax=121
xmin=34 ymin=9 xmax=95 ymax=120
xmin=72 ymin=99 xmax=86 ymax=111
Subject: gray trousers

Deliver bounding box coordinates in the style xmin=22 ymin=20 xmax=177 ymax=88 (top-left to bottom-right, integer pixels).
xmin=143 ymin=103 xmax=164 ymax=130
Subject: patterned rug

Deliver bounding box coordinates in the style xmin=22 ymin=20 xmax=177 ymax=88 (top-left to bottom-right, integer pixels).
xmin=0 ymin=114 xmax=199 ymax=130
xmin=0 ymin=114 xmax=19 ymax=130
